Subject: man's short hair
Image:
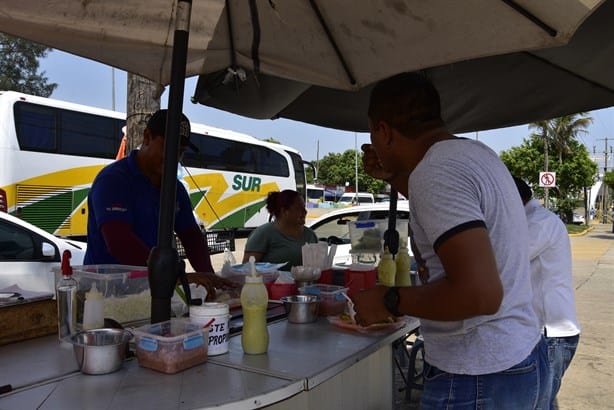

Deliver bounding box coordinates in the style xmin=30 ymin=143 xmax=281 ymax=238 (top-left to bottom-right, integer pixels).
xmin=368 ymin=72 xmax=443 ymax=135
xmin=146 ymin=109 xmax=198 ymax=151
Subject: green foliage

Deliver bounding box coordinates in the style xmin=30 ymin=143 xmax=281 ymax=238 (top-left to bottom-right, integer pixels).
xmin=502 ymin=138 xmax=596 ymax=199
xmin=0 ymin=34 xmax=56 ymax=97
xmin=501 ymin=114 xmax=597 ymax=223
xmin=316 ymin=149 xmax=387 ymax=194
xmin=604 ymin=171 xmax=614 ymax=191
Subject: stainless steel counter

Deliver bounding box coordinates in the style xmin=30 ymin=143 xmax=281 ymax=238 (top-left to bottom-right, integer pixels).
xmin=0 ymin=316 xmax=419 ymax=409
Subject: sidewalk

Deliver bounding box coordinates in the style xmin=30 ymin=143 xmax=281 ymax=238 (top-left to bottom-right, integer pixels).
xmin=557 ymin=223 xmax=614 ymax=409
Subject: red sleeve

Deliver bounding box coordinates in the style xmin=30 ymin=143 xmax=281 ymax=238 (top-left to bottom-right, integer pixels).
xmin=100 ymin=220 xmax=150 ymax=266
xmin=177 ymin=224 xmax=214 ymax=273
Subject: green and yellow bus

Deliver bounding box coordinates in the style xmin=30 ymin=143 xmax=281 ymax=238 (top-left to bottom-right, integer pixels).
xmin=0 ymin=91 xmax=307 ymax=239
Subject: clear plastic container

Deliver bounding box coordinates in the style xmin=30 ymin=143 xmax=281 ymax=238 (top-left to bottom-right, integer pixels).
xmin=133 ymin=319 xmax=208 ymax=374
xmin=298 ymin=284 xmax=349 ymax=316
xmin=53 ymin=264 xmax=149 ymax=327
xmin=349 ymin=219 xmax=409 ymax=253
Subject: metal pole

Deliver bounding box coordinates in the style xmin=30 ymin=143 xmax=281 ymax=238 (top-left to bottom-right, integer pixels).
xmin=354 ymin=133 xmax=358 ymax=196
xmin=149 ymin=0 xmax=192 ymax=324
xmin=601 ymin=137 xmax=608 ymax=224
xmin=111 ymin=67 xmax=116 ymax=111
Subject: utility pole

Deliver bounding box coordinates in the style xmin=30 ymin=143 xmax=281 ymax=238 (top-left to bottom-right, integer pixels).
xmin=596 ymin=137 xmax=611 ymax=223
xmin=543 ymin=131 xmax=550 ymax=210
xmin=314 ymin=140 xmax=319 ymax=183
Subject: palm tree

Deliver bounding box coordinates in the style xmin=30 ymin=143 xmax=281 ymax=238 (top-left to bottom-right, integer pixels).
xmin=549 ymin=114 xmax=592 ymax=164
xmin=529 ymin=113 xmax=592 ymax=164
xmin=528 ymin=113 xmax=593 ymax=209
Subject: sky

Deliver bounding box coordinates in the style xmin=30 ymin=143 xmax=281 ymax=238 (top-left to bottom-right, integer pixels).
xmin=39 ymin=50 xmax=614 ymax=166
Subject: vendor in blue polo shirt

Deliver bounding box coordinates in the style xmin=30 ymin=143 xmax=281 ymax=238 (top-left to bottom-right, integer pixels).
xmin=84 ymin=109 xmax=235 ymax=299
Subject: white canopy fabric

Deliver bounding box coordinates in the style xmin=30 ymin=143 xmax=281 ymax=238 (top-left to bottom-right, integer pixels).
xmin=1 ymin=0 xmax=609 ymax=320
xmin=0 ymin=0 xmax=603 ymax=89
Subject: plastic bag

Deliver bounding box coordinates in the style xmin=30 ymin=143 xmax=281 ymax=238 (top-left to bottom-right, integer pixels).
xmin=220 ymin=248 xmax=237 ymax=277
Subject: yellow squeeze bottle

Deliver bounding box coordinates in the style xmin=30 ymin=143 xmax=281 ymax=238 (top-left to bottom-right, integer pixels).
xmin=395 ymin=246 xmax=413 ymax=287
xmin=378 ymin=246 xmax=397 ymax=287
xmin=240 ymin=256 xmax=269 ymax=354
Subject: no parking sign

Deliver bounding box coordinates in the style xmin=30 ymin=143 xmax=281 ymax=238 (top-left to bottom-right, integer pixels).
xmin=539 ymin=172 xmax=556 ymax=188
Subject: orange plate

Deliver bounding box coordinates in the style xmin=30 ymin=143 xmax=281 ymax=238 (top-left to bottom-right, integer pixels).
xmin=327 ymin=315 xmax=406 ymax=335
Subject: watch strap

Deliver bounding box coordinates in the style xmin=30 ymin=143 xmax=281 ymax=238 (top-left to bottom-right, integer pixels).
xmin=383 ymin=286 xmax=402 ymax=317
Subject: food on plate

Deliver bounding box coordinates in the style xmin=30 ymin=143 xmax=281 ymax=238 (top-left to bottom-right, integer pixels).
xmin=328 ymin=313 xmax=405 ymax=335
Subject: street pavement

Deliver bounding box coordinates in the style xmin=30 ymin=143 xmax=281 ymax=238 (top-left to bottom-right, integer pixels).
xmin=211 ymin=224 xmax=614 ymax=409
xmin=557 ymin=223 xmax=614 ymax=410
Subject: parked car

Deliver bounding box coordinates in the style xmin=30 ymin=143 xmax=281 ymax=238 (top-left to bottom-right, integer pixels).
xmin=307 ymin=203 xmax=412 ymax=266
xmin=337 ymin=192 xmax=375 ymax=206
xmin=0 ymin=211 xmax=87 ymax=293
xmin=572 ymin=213 xmax=586 ymax=225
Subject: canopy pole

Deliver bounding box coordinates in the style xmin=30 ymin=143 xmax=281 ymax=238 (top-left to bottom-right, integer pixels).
xmin=149 ymin=0 xmax=192 ymax=324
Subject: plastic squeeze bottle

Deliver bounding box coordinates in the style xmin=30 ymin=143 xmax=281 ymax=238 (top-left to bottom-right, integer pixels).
xmin=377 ymin=246 xmax=397 ymax=287
xmin=57 ymin=250 xmax=78 ymax=340
xmin=240 ymin=256 xmax=269 ymax=354
xmin=395 ymin=246 xmax=413 ymax=287
xmin=83 ymin=282 xmax=104 ymax=330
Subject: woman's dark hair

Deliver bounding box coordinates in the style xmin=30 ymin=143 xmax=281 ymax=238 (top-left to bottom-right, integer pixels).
xmin=368 ymin=72 xmax=443 ymax=135
xmin=266 ymin=190 xmax=302 ymax=218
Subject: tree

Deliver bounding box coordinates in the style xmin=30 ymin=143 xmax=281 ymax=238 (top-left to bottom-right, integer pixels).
xmin=316 ymin=149 xmax=387 ymax=194
xmin=126 ymin=74 xmax=163 ymax=152
xmin=0 ymin=34 xmax=57 ymax=96
xmin=527 ymin=114 xmax=592 ymax=208
xmin=501 ymin=131 xmax=597 ymax=222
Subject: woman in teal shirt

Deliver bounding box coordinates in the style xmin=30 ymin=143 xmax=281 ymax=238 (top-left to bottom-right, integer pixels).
xmin=242 ymin=190 xmax=318 ymax=270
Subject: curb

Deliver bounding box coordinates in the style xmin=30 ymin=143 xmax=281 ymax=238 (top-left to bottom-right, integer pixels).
xmin=569 ymin=226 xmax=595 ymax=237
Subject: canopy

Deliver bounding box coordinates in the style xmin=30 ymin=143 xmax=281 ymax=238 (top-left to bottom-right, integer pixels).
xmin=1 ymin=0 xmax=609 ymax=322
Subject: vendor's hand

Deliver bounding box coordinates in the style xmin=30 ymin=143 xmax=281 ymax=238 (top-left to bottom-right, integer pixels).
xmin=186 ymin=272 xmax=239 ymax=301
xmin=352 ymin=286 xmax=393 ymax=326
xmin=361 ymin=144 xmax=394 ymax=181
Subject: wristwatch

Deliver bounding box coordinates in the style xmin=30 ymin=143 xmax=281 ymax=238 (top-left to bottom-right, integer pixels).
xmin=383 ymin=286 xmax=402 ymax=317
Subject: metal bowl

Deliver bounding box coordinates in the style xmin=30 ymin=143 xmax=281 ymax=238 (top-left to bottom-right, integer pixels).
xmin=280 ymin=295 xmax=320 ymax=324
xmin=71 ymin=328 xmax=133 ymax=375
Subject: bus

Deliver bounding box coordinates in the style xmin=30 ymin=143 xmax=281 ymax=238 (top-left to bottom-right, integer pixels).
xmin=306 ymin=184 xmax=325 ymax=205
xmin=0 ymin=91 xmax=307 ymax=239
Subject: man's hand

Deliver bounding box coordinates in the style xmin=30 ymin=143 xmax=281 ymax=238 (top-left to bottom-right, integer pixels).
xmin=361 ymin=144 xmax=394 ymax=181
xmin=186 ymin=272 xmax=239 ymax=301
xmin=352 ymin=286 xmax=393 ymax=326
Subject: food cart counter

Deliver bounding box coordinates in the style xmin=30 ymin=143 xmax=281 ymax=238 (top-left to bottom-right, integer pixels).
xmin=0 ymin=317 xmax=419 ymax=409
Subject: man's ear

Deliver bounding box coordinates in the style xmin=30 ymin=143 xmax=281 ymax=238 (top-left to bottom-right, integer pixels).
xmin=142 ymin=128 xmax=152 ymax=146
xmin=378 ymin=121 xmax=395 ymax=147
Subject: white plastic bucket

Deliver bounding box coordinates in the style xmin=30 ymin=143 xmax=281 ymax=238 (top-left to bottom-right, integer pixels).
xmin=189 ymin=303 xmax=230 ymax=356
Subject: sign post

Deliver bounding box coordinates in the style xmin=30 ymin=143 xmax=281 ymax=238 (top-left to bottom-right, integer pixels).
xmin=539 ymin=172 xmax=556 ymax=209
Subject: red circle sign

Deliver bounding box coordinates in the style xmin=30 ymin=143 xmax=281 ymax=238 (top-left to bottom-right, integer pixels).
xmin=540 ymin=172 xmax=555 ymax=187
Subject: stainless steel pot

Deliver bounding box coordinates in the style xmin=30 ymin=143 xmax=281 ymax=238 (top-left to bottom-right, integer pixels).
xmin=71 ymin=328 xmax=132 ymax=375
xmin=280 ymin=295 xmax=320 ymax=324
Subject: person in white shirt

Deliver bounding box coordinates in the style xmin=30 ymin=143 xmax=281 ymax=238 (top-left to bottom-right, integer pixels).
xmin=514 ymin=176 xmax=581 ymax=409
xmin=352 ymin=72 xmax=548 ymax=409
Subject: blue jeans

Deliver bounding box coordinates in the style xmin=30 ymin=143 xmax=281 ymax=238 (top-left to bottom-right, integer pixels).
xmin=420 ymin=336 xmax=550 ymax=409
xmin=546 ymin=334 xmax=579 ymax=409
